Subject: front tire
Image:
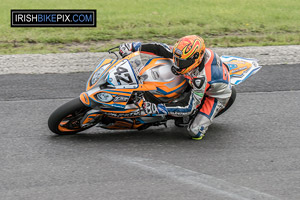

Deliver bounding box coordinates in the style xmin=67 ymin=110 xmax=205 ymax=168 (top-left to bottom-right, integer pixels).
xmin=48 ymin=98 xmax=93 ymax=135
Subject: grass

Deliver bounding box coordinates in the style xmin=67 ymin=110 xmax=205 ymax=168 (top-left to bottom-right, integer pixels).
xmin=1 ymin=0 xmax=300 ymax=54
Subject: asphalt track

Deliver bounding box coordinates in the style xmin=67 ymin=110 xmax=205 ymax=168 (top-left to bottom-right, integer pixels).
xmin=1 ymin=64 xmax=299 ymax=200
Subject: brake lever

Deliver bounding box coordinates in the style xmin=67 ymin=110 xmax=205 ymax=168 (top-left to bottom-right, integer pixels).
xmin=108 ymin=46 xmax=120 ymax=60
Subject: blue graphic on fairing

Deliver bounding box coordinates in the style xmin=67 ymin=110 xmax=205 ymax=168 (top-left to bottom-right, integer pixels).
xmin=144 ymin=57 xmax=160 ymax=67
xmin=227 ymin=63 xmax=238 ymax=70
xmin=136 ymin=118 xmax=145 ymax=124
xmin=106 ymin=74 xmax=114 ymax=85
xmin=156 ymin=83 xmax=186 ymax=95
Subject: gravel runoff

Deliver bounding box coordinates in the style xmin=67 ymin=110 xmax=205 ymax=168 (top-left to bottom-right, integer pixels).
xmin=0 ymin=45 xmax=300 ymax=75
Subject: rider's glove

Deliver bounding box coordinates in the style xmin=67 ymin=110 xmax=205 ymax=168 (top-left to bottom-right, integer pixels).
xmin=119 ymin=43 xmax=133 ymax=58
xmin=143 ymin=102 xmax=168 ymax=115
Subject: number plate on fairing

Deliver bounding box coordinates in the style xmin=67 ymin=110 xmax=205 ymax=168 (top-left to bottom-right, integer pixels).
xmin=107 ymin=60 xmax=139 ymax=89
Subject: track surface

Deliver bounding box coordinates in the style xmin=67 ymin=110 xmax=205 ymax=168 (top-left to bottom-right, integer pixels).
xmin=1 ymin=65 xmax=300 ymax=200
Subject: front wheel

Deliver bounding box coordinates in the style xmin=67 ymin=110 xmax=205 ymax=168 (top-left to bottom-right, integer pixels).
xmin=48 ymin=98 xmax=95 ymax=135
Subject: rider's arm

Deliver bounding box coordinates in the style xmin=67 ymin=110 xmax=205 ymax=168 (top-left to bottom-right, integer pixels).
xmin=133 ymin=42 xmax=173 ymax=58
xmin=163 ymin=89 xmax=204 ymax=116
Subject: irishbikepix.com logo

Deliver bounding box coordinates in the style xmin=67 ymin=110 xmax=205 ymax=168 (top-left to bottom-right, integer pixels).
xmin=11 ymin=10 xmax=96 ymax=27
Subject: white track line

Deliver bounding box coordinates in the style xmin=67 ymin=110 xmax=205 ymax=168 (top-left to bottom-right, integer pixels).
xmin=108 ymin=155 xmax=281 ymax=200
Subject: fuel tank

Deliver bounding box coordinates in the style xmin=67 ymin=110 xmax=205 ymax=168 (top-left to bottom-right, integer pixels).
xmin=139 ymin=57 xmax=188 ymax=102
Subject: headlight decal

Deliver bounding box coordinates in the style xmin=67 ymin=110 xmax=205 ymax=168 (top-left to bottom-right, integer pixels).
xmin=96 ymin=92 xmax=113 ymax=103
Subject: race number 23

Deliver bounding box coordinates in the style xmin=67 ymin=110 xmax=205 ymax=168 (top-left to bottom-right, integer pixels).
xmin=114 ymin=66 xmax=133 ymax=84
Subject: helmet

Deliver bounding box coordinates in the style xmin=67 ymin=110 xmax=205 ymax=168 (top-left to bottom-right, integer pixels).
xmin=172 ymin=35 xmax=205 ymax=74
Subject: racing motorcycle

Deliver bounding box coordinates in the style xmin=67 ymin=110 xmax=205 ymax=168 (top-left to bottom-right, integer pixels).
xmin=48 ymin=47 xmax=262 ymax=135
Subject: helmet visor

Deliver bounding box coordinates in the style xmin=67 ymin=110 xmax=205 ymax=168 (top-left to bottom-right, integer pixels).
xmin=173 ymin=57 xmax=196 ymax=69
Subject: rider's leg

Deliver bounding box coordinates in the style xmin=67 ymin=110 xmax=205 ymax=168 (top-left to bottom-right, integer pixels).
xmin=187 ymin=96 xmax=229 ymax=140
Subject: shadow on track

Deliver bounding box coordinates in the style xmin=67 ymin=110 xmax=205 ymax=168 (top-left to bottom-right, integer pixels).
xmin=47 ymin=122 xmax=235 ymax=146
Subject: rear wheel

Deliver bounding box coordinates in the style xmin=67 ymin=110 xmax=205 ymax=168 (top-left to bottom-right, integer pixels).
xmin=215 ymin=86 xmax=236 ymax=118
xmin=48 ymin=98 xmax=95 ymax=135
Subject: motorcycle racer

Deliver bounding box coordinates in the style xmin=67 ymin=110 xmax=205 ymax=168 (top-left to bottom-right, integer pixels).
xmin=119 ymin=35 xmax=233 ymax=140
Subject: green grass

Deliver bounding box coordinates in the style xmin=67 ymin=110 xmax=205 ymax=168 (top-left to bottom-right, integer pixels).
xmin=1 ymin=0 xmax=300 ymax=54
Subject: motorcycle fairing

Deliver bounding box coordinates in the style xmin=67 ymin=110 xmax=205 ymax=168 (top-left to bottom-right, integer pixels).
xmin=221 ymin=56 xmax=262 ymax=85
xmin=97 ymin=117 xmax=146 ymax=130
xmin=139 ymin=57 xmax=188 ymax=101
xmin=86 ymin=59 xmax=117 ymax=91
xmin=80 ymin=110 xmax=103 ymax=128
xmin=82 ymin=52 xmax=188 ymax=110
xmin=88 ymin=90 xmax=132 ymax=109
xmin=99 ymin=98 xmax=144 ymax=115
xmin=98 ymin=115 xmax=165 ymax=130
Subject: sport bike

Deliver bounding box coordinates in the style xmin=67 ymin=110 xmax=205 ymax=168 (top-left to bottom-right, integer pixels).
xmin=48 ymin=48 xmax=262 ymax=135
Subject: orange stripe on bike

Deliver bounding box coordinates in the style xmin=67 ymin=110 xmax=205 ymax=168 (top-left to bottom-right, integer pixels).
xmin=140 ymin=51 xmax=157 ymax=56
xmin=139 ymin=60 xmax=169 ymax=75
xmin=80 ymin=92 xmax=90 ymax=106
xmin=58 ymin=125 xmax=81 ymax=132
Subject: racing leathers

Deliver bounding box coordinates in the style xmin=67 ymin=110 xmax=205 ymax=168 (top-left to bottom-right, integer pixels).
xmin=130 ymin=42 xmax=232 ymax=139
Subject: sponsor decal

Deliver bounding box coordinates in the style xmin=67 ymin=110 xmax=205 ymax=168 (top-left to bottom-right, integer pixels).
xmin=113 ymin=96 xmax=129 ymax=102
xmin=144 ymin=102 xmax=158 ymax=114
xmin=106 ymin=110 xmax=141 ymax=118
xmin=169 ymin=112 xmax=188 ymax=116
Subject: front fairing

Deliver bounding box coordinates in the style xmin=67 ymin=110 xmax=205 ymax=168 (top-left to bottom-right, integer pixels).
xmin=79 ymin=52 xmax=177 ymax=128
xmin=86 ymin=52 xmax=143 ymax=91
xmin=82 ymin=52 xmax=144 ymax=109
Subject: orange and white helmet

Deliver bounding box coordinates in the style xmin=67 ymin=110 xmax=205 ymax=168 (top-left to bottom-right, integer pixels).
xmin=172 ymin=35 xmax=206 ymax=74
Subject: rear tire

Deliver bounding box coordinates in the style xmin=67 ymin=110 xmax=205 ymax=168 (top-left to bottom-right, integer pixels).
xmin=48 ymin=98 xmax=93 ymax=135
xmin=215 ymin=86 xmax=236 ymax=118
